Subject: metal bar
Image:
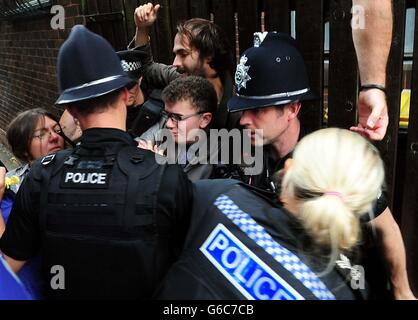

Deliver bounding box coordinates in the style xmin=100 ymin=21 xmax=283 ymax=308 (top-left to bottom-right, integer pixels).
xmin=264 ymin=0 xmax=290 ymax=33
xmin=236 ymin=0 xmax=260 ymax=53
xmin=401 ymin=0 xmax=418 ymax=295
xmin=328 ymin=0 xmax=358 ymax=128
xmin=2 ymin=0 xmax=20 ymax=15
xmin=296 ymin=0 xmax=324 ymax=134
xmin=153 ymin=0 xmax=173 ymax=65
xmin=15 ymin=0 xmax=34 ymax=13
xmin=212 ymin=0 xmax=236 ymax=63
xmin=84 ymin=12 xmax=124 ymax=23
xmin=376 ymin=0 xmax=406 ymax=212
xmin=0 ymin=0 xmax=53 ymax=19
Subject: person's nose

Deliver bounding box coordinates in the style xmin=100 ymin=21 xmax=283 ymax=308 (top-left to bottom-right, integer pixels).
xmin=172 ymin=55 xmax=182 ymax=69
xmin=165 ymin=117 xmax=176 ymax=129
xmin=49 ymin=129 xmax=60 ymax=142
xmin=240 ymin=110 xmax=252 ymax=127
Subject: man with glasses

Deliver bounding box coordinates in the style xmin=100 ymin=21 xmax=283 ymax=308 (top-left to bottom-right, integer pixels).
xmin=139 ymin=76 xmax=218 ymax=181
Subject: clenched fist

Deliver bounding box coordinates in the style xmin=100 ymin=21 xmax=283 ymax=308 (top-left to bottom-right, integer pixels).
xmin=134 ymin=3 xmax=161 ymax=28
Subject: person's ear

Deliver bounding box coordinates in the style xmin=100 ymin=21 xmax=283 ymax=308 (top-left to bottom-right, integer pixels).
xmin=204 ymin=55 xmax=212 ymax=65
xmin=275 ymin=158 xmax=294 ymax=184
xmin=23 ymin=151 xmax=33 ymax=163
xmin=286 ymin=102 xmax=301 ymax=120
xmin=121 ymin=87 xmax=129 ymax=104
xmin=199 ymin=112 xmax=213 ymax=129
xmin=65 ymin=106 xmax=78 ymax=120
xmin=284 ymin=158 xmax=293 ymax=173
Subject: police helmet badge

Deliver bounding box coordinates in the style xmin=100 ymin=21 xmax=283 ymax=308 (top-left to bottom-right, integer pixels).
xmin=253 ymin=32 xmax=268 ymax=47
xmin=235 ymin=55 xmax=252 ymax=92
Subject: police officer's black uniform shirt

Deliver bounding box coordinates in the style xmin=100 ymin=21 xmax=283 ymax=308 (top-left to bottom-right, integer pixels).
xmin=240 ymin=127 xmax=308 ymax=198
xmin=248 ymin=144 xmax=291 ymax=194
xmin=0 ymin=128 xmax=193 ymax=299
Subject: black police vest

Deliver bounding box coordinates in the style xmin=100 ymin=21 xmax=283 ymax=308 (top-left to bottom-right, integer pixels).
xmin=156 ymin=180 xmax=364 ymax=300
xmin=37 ymin=144 xmax=173 ymax=299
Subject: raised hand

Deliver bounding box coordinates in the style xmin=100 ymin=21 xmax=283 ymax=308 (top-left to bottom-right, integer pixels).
xmin=134 ymin=3 xmax=161 ymax=29
xmin=138 ymin=139 xmax=164 ymax=156
xmin=350 ymin=89 xmax=389 ymax=141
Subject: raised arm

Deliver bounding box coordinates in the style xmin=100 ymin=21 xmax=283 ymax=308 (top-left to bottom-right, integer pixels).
xmin=133 ymin=3 xmax=161 ymax=48
xmin=351 ymin=0 xmax=393 ymax=141
xmin=368 ymin=208 xmax=416 ymax=299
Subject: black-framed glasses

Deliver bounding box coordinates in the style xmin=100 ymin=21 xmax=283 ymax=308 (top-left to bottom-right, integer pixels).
xmin=32 ymin=123 xmax=62 ymax=141
xmin=161 ymin=110 xmax=205 ymax=123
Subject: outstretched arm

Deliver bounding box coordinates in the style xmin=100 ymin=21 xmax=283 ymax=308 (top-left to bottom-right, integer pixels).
xmin=351 ymin=0 xmax=393 ymax=140
xmin=368 ymin=207 xmax=416 ymax=299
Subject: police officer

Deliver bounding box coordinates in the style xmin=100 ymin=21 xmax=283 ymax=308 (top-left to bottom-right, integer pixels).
xmin=226 ymin=32 xmax=317 ymax=196
xmin=227 ymin=32 xmax=415 ymax=300
xmin=156 ymin=128 xmax=385 ymax=300
xmin=117 ymin=50 xmax=164 ymax=137
xmin=0 ymin=25 xmax=193 ymax=299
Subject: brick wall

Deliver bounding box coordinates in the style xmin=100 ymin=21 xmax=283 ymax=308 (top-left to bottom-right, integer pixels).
xmin=0 ymin=0 xmax=84 ymax=145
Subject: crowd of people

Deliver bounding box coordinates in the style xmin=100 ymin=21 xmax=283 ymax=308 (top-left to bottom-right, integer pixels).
xmin=0 ymin=0 xmax=416 ymax=300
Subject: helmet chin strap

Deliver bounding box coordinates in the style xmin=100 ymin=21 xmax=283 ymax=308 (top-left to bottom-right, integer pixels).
xmin=59 ymin=131 xmax=76 ymax=148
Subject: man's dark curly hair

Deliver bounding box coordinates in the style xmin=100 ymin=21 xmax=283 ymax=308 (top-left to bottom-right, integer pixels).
xmin=162 ymin=76 xmax=217 ymax=115
xmin=177 ymin=18 xmax=234 ymax=78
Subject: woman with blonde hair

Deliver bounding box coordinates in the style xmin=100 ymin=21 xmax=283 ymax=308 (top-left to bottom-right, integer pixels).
xmin=280 ymin=128 xmax=385 ymax=273
xmin=155 ymin=128 xmax=385 ymax=300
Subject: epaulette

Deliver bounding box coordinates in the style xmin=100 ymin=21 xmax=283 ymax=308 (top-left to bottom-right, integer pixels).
xmin=41 ymin=154 xmax=56 ymax=166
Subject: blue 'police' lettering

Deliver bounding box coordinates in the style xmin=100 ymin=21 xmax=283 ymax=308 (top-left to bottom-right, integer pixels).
xmin=200 ymin=224 xmax=304 ymax=300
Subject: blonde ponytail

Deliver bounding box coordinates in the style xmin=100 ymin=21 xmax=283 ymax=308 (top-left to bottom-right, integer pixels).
xmin=299 ymin=195 xmax=359 ymax=251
